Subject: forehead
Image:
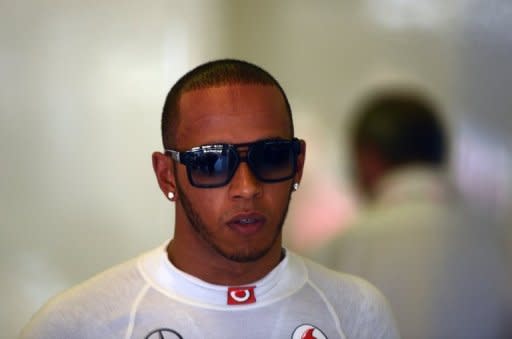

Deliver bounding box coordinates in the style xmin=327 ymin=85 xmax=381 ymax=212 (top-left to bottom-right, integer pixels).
xmin=176 ymin=84 xmax=291 ymax=148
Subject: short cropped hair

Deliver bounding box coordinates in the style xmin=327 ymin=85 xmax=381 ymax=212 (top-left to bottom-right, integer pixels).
xmin=351 ymin=89 xmax=447 ymax=167
xmin=161 ymin=59 xmax=293 ymax=149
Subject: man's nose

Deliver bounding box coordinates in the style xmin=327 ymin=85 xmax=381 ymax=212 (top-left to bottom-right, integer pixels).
xmin=228 ymin=162 xmax=262 ymax=199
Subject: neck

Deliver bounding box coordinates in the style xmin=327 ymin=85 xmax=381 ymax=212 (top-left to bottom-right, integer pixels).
xmin=167 ymin=228 xmax=283 ymax=286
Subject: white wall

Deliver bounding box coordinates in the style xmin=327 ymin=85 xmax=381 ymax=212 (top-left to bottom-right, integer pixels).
xmin=0 ymin=1 xmax=229 ymax=336
xmin=1 ymin=1 xmax=511 ymax=337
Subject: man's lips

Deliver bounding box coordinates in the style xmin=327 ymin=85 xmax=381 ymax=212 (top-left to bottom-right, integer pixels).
xmin=226 ymin=213 xmax=266 ymax=235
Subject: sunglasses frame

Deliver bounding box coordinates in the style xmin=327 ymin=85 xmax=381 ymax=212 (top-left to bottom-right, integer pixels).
xmin=166 ymin=138 xmax=301 ymax=188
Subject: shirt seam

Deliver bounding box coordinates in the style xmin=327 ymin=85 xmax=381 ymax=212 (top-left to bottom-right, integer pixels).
xmin=307 ymin=276 xmax=347 ymax=339
xmin=124 ymin=281 xmax=151 ymax=339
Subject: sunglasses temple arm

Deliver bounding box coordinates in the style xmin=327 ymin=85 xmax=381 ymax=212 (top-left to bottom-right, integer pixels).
xmin=165 ymin=150 xmax=181 ymax=163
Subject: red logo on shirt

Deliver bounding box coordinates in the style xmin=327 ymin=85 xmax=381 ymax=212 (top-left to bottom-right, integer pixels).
xmin=227 ymin=286 xmax=256 ymax=305
xmin=292 ymin=324 xmax=327 ymax=339
xmin=302 ymin=328 xmax=317 ymax=339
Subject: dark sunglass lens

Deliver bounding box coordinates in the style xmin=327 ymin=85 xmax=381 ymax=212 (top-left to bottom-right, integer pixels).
xmin=188 ymin=149 xmax=228 ymax=186
xmin=187 ymin=148 xmax=235 ymax=187
xmin=250 ymin=141 xmax=295 ymax=181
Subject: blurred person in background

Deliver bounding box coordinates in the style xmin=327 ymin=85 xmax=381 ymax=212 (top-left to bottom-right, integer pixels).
xmin=311 ymin=88 xmax=511 ymax=339
xmin=20 ymin=59 xmax=399 ymax=339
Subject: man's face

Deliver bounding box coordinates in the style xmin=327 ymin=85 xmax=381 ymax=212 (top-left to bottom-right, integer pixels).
xmin=172 ymin=84 xmax=303 ymax=263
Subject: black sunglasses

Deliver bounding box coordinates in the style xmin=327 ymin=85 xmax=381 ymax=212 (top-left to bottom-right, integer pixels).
xmin=166 ymin=138 xmax=301 ymax=188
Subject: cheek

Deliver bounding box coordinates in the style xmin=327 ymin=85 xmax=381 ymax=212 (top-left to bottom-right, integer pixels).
xmin=188 ymin=189 xmax=226 ymax=220
xmin=264 ymin=184 xmax=292 ymax=209
xmin=175 ymin=168 xmax=222 ymax=217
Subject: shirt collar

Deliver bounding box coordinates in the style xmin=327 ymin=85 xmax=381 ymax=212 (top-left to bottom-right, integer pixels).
xmin=137 ymin=242 xmax=307 ymax=310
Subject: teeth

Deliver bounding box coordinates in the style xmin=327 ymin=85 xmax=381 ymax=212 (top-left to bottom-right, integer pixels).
xmin=239 ymin=218 xmax=255 ymax=224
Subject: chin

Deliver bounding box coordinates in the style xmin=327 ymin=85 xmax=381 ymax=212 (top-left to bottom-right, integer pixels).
xmin=218 ymin=243 xmax=275 ymax=263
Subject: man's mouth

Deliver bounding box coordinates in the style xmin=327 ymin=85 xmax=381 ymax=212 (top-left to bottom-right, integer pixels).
xmin=227 ymin=213 xmax=266 ymax=235
xmin=239 ymin=217 xmax=258 ymax=224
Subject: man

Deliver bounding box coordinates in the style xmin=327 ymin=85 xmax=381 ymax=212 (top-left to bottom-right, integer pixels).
xmin=313 ymin=89 xmax=511 ymax=338
xmin=20 ymin=59 xmax=399 ymax=338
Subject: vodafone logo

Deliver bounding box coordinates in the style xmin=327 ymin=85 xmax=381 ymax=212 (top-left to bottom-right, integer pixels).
xmin=230 ymin=289 xmax=250 ymax=302
xmin=292 ymin=324 xmax=327 ymax=339
xmin=227 ymin=286 xmax=256 ymax=305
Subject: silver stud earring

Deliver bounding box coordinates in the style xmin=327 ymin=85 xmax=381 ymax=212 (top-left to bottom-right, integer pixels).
xmin=167 ymin=191 xmax=175 ymax=201
xmin=293 ymin=182 xmax=300 ymax=191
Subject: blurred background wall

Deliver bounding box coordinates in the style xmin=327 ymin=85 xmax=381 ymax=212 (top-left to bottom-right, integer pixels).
xmin=1 ymin=1 xmax=510 ymax=337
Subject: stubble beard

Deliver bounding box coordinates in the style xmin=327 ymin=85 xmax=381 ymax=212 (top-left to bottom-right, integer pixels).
xmin=176 ymin=180 xmax=292 ymax=263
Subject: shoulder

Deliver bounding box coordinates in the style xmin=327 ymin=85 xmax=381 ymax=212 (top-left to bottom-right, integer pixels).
xmin=300 ymin=256 xmax=400 ymax=339
xmin=302 ymin=256 xmax=387 ymax=307
xmin=20 ymin=255 xmax=147 ymax=338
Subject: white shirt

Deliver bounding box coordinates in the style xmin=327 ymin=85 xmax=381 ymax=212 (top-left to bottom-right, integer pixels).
xmin=20 ymin=244 xmax=399 ymax=339
xmin=312 ymin=167 xmax=511 ymax=339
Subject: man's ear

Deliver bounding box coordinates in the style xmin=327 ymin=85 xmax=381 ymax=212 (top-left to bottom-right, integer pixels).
xmin=152 ymin=152 xmax=176 ymax=198
xmin=294 ymin=139 xmax=306 ymax=184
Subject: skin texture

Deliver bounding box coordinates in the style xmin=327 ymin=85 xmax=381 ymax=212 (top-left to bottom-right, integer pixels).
xmin=152 ymin=84 xmax=305 ymax=285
